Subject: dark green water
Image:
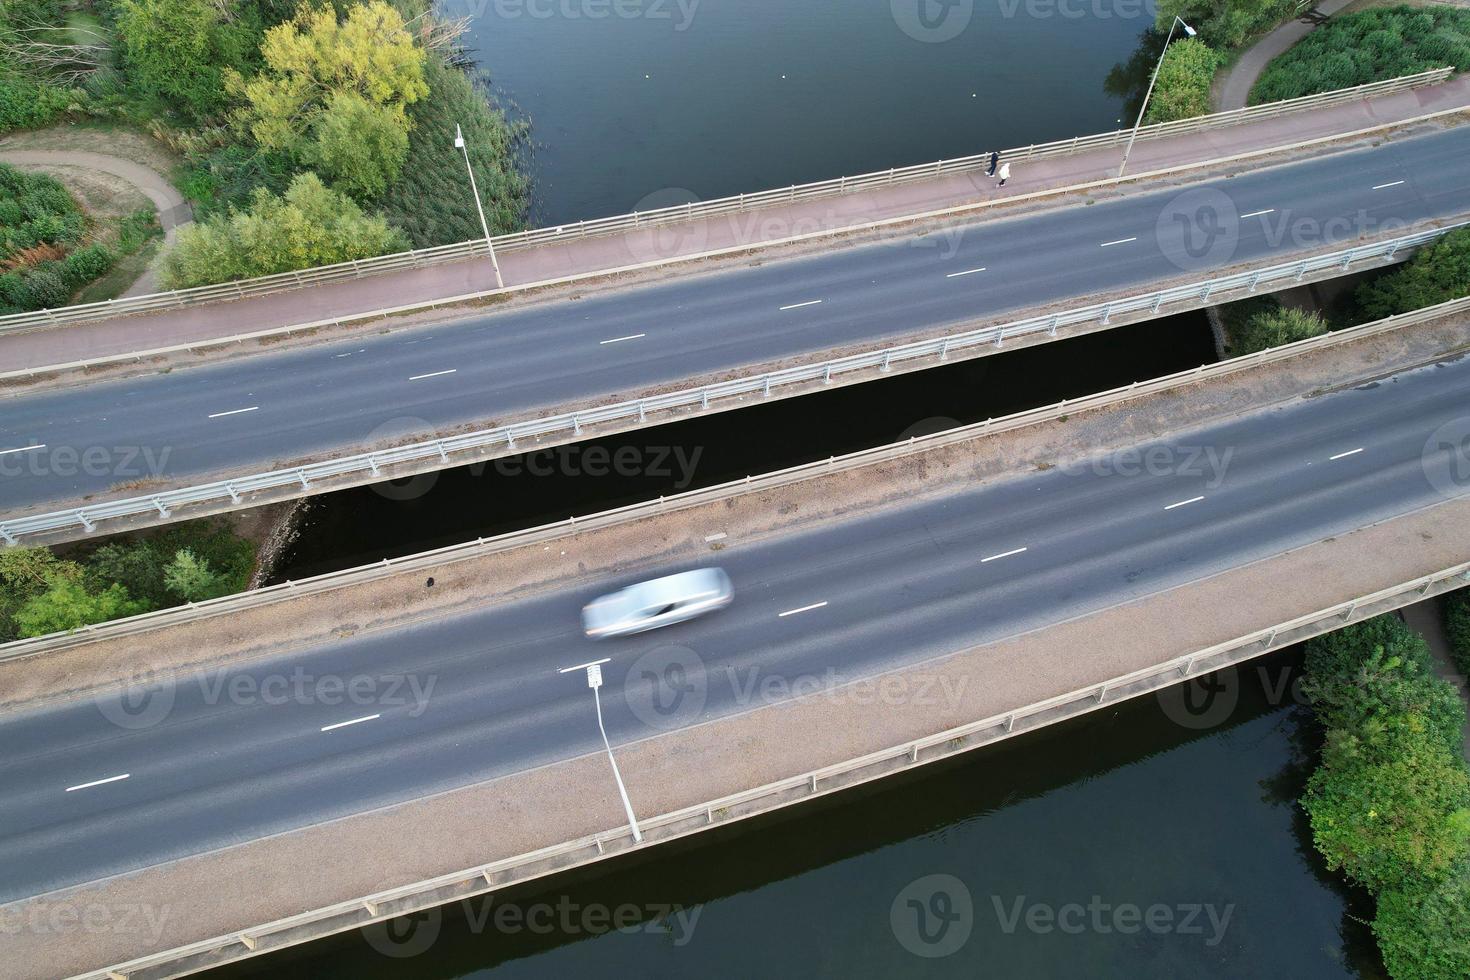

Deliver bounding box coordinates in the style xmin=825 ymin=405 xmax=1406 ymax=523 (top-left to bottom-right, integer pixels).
xmin=216 ymin=650 xmax=1383 ymax=978
xmin=456 ymin=0 xmax=1154 ymax=222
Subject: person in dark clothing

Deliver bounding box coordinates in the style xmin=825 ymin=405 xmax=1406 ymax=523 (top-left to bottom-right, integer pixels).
xmin=986 ymin=151 xmax=1000 ymax=176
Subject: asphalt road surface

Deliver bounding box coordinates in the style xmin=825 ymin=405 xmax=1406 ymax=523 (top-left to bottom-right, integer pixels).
xmin=3 ymin=351 xmax=1468 ymax=903
xmin=2 ymin=127 xmax=1469 ymax=511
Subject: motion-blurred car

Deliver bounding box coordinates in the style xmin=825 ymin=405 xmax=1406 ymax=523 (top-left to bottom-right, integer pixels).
xmin=582 ymin=568 xmax=733 ymax=639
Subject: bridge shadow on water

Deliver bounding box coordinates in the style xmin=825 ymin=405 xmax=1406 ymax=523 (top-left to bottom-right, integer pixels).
xmin=210 ymin=648 xmax=1382 ymax=980
xmin=267 ymin=312 xmax=1220 ymax=582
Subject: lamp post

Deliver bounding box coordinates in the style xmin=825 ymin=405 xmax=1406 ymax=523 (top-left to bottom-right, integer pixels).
xmin=454 ymin=123 xmax=504 ymax=289
xmin=560 ymin=658 xmax=644 ymax=843
xmin=1118 ymin=16 xmax=1197 ymax=178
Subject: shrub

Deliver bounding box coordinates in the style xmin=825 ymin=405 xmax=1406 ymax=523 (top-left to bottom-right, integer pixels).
xmin=1303 ymin=721 xmax=1470 ymax=892
xmin=112 ymin=0 xmax=263 ymax=122
xmin=0 ymin=163 xmax=86 ymax=260
xmin=1226 ymin=305 xmax=1328 ymax=355
xmin=1155 ymin=0 xmax=1298 ymax=49
xmin=0 ymin=73 xmax=85 ymax=133
xmin=13 ymin=577 xmax=146 ymax=637
xmin=1145 ymin=38 xmax=1225 ymax=124
xmin=0 ymin=548 xmax=82 ymax=642
xmin=21 ymin=267 xmax=68 ymax=309
xmin=61 ymin=241 xmax=115 ymax=287
xmin=1304 ymin=644 xmax=1467 ymax=757
xmin=163 ymin=548 xmax=227 ymax=601
xmin=1304 ymin=614 xmax=1435 ymax=679
xmin=1374 ymin=861 xmax=1470 ymax=980
xmin=1251 ymin=7 xmax=1470 ymax=104
xmin=160 ymin=171 xmax=410 ymax=287
xmin=1354 ymin=228 xmax=1470 ymax=321
xmin=86 ymin=541 xmax=171 ymax=608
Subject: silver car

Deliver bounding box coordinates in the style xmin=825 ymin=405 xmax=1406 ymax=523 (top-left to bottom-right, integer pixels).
xmin=582 ymin=568 xmax=734 ymax=639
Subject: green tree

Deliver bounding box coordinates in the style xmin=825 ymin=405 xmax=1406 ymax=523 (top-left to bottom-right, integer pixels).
xmin=163 ymin=548 xmax=225 ymax=601
xmin=1303 ymin=722 xmax=1470 ymax=892
xmin=1355 ymin=228 xmax=1470 ymax=320
xmin=1304 ymin=614 xmax=1435 ymax=679
xmin=1304 ymin=645 xmax=1468 ymax=757
xmin=1374 ymin=860 xmax=1470 ymax=980
xmin=299 ymin=90 xmax=410 ymax=199
xmin=13 ymin=577 xmax=145 ymax=637
xmin=86 ymin=541 xmax=170 ymax=608
xmin=0 ymin=547 xmax=81 ymax=641
xmin=160 ymin=171 xmax=410 ymax=287
xmin=1145 ymin=38 xmax=1225 ymax=124
xmin=1227 ymin=305 xmax=1329 ymax=355
xmin=227 ymin=1 xmax=427 ymax=197
xmin=113 ymin=0 xmax=262 ymax=121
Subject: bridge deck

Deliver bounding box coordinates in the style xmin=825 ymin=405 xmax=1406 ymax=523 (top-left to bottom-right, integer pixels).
xmin=3 ymin=306 xmax=1468 ymax=978
xmin=3 ymin=76 xmax=1468 ymax=378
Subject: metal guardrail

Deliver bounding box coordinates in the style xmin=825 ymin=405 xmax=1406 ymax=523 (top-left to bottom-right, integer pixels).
xmin=0 ymin=69 xmax=1451 ymax=336
xmin=69 ymin=555 xmax=1470 ymax=980
xmin=5 ymin=290 xmax=1468 ymax=659
xmin=2 ymin=222 xmax=1464 ymax=547
xmin=1 ymin=223 xmax=1463 ymax=547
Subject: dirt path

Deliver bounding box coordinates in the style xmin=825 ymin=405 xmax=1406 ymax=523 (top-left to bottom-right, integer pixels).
xmin=1401 ymin=600 xmax=1470 ymax=759
xmin=1214 ymin=0 xmax=1358 ymax=110
xmin=0 ymin=147 xmax=191 ymax=297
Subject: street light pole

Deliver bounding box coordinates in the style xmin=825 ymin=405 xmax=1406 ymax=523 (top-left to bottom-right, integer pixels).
xmin=1118 ymin=16 xmax=1196 ymax=178
xmin=561 ymin=659 xmax=644 ymax=843
xmin=454 ymin=123 xmax=504 ymax=290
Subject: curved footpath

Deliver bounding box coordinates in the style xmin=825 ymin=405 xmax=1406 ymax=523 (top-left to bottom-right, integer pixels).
xmin=1214 ymin=0 xmax=1358 ymax=111
xmin=0 ymin=149 xmax=192 ymax=297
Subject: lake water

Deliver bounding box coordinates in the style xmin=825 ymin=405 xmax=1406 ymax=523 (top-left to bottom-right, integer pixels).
xmin=452 ymin=0 xmax=1157 ymax=223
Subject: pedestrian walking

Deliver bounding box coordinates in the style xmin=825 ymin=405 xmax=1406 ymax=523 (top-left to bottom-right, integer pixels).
xmin=986 ymin=151 xmax=999 ymax=177
xmin=997 ymin=162 xmax=1010 ymax=187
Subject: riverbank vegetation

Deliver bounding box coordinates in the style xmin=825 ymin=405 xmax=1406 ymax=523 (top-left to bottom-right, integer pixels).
xmin=1251 ymin=6 xmax=1470 ymax=103
xmin=1220 ymin=227 xmax=1470 ymax=355
xmin=1113 ymin=0 xmax=1300 ymax=124
xmin=1220 ymin=296 xmax=1328 ymax=355
xmin=0 ymin=161 xmax=156 ymax=314
xmin=1300 ymin=614 xmax=1470 ymax=978
xmin=1 ymin=0 xmax=528 ymax=292
xmin=0 ymin=520 xmax=255 ymax=640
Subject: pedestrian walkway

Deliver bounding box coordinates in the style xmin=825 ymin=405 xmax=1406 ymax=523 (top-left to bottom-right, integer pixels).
xmin=3 ymin=75 xmax=1468 ymax=378
xmin=1214 ymin=0 xmax=1359 ymax=111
